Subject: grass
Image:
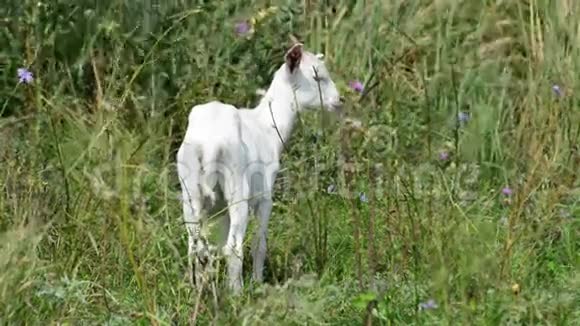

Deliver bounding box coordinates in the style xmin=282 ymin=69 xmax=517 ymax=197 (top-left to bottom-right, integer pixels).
xmin=0 ymin=0 xmax=578 ymax=324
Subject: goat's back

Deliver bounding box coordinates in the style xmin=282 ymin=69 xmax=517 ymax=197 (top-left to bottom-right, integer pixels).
xmin=184 ymin=101 xmax=241 ymax=142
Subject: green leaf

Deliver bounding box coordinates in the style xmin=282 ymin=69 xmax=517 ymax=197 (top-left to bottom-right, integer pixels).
xmin=352 ymin=292 xmax=377 ymax=311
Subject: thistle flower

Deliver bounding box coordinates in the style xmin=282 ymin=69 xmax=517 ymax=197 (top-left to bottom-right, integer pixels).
xmin=234 ymin=21 xmax=251 ymax=36
xmin=501 ymin=187 xmax=513 ymax=196
xmin=349 ymin=80 xmax=364 ymax=93
xmin=17 ymin=68 xmax=33 ymax=84
xmin=439 ymin=151 xmax=449 ymax=161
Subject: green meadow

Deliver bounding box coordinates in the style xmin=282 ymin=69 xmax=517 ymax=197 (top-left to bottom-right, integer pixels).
xmin=0 ymin=1 xmax=578 ymax=324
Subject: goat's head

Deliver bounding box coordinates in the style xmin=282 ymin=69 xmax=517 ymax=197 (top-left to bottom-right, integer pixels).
xmin=283 ymin=43 xmax=343 ymax=112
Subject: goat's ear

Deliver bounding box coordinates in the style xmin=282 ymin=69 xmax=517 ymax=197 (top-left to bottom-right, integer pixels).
xmin=285 ymin=43 xmax=303 ymax=74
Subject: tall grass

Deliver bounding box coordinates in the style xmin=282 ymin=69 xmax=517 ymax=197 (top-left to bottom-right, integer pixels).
xmin=1 ymin=0 xmax=578 ymax=324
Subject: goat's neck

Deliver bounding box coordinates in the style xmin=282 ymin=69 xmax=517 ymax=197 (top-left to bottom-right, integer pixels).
xmin=254 ymin=69 xmax=299 ymax=156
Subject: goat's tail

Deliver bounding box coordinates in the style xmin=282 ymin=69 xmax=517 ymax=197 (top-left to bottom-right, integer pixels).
xmin=177 ymin=143 xmax=200 ymax=202
xmin=200 ymin=144 xmax=224 ymax=205
xmin=177 ymin=143 xmax=217 ymax=203
xmin=177 ymin=142 xmax=221 ymax=206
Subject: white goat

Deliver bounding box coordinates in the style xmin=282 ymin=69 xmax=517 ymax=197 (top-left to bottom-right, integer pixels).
xmin=176 ymin=43 xmax=342 ymax=293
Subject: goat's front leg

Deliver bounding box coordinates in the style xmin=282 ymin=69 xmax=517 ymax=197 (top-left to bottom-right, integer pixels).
xmin=252 ymin=198 xmax=272 ymax=283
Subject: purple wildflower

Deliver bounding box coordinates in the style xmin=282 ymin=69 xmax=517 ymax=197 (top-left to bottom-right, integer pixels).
xmin=234 ymin=21 xmax=251 ymax=36
xmin=552 ymin=84 xmax=562 ymax=97
xmin=17 ymin=68 xmax=33 ymax=84
xmin=349 ymin=80 xmax=364 ymax=93
xmin=418 ymin=299 xmax=438 ymax=311
xmin=458 ymin=111 xmax=470 ymax=123
xmin=439 ymin=151 xmax=449 ymax=161
xmin=501 ymin=187 xmax=513 ymax=196
xmin=359 ymin=192 xmax=368 ymax=203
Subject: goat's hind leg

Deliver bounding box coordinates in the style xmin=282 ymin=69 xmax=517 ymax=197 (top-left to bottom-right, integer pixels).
xmin=177 ymin=146 xmax=210 ymax=289
xmin=252 ymin=198 xmax=272 ymax=283
xmin=180 ymin=187 xmax=207 ymax=288
xmin=222 ymin=174 xmax=250 ymax=293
